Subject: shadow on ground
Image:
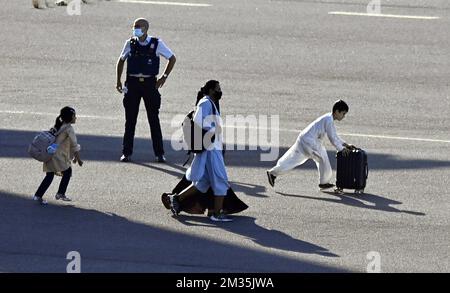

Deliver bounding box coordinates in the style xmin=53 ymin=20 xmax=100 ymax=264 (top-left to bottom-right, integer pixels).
xmin=175 ymin=215 xmax=339 ymax=257
xmin=277 ymin=191 xmax=425 ymax=216
xmin=2 ymin=129 xmax=450 ymax=172
xmin=0 ymin=190 xmax=345 ymax=272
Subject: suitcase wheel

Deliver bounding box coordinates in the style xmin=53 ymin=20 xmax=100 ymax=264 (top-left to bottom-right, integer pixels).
xmin=354 ymin=189 xmax=364 ymax=194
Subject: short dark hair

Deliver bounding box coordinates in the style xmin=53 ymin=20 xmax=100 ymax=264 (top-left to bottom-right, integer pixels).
xmin=332 ymin=99 xmax=349 ymax=113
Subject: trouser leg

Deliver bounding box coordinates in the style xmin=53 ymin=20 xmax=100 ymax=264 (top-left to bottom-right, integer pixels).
xmin=122 ymin=79 xmax=141 ymax=156
xmin=313 ymin=146 xmax=333 ymax=185
xmin=269 ymin=143 xmax=309 ymax=176
xmin=57 ymin=167 xmax=72 ymax=195
xmin=142 ymin=78 xmax=164 ymax=156
xmin=35 ymin=172 xmax=55 ymax=198
xmin=214 ymin=196 xmax=225 ymax=214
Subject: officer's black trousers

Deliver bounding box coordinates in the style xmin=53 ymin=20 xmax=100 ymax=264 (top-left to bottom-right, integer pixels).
xmin=122 ymin=76 xmax=164 ymax=157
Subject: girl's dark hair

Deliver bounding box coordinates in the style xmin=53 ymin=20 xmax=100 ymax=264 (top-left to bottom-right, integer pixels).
xmin=54 ymin=106 xmax=76 ymax=131
xmin=195 ymin=80 xmax=219 ymax=105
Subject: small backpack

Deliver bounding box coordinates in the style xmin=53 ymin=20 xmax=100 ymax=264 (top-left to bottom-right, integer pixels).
xmin=28 ymin=126 xmax=66 ymax=162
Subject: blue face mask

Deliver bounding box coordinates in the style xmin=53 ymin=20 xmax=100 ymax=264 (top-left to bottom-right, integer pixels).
xmin=132 ymin=28 xmax=144 ymax=38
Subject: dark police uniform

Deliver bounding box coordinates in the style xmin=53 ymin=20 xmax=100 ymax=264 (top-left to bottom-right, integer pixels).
xmin=119 ymin=36 xmax=174 ymax=158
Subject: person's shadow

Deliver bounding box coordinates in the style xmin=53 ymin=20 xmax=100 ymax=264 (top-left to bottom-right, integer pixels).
xmin=174 ymin=215 xmax=339 ymax=258
xmin=229 ymin=181 xmax=268 ymax=198
xmin=130 ymin=160 xmax=186 ymax=178
xmin=277 ymin=191 xmax=425 ymax=216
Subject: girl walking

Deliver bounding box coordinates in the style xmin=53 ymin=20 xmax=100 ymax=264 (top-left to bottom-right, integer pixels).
xmin=33 ymin=106 xmax=83 ymax=205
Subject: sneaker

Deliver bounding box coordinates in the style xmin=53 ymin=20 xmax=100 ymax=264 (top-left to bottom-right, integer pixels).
xmin=120 ymin=154 xmax=131 ymax=162
xmin=266 ymin=170 xmax=276 ymax=187
xmin=207 ymin=209 xmax=228 ymax=218
xmin=55 ymin=0 xmax=68 ymax=6
xmin=161 ymin=193 xmax=172 ymax=210
xmin=32 ymin=196 xmax=48 ymax=205
xmin=319 ymin=183 xmax=335 ymax=190
xmin=55 ymin=193 xmax=72 ymax=201
xmin=155 ymin=155 xmax=166 ymax=163
xmin=169 ymin=194 xmax=180 ymax=216
xmin=209 ymin=211 xmax=233 ymax=222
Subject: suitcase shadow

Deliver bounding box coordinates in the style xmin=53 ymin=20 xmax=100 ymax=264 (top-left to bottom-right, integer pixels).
xmin=277 ymin=191 xmax=426 ymax=216
xmin=173 ymin=215 xmax=339 ymax=257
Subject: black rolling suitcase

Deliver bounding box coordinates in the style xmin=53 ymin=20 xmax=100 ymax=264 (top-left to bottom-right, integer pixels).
xmin=335 ymin=148 xmax=368 ymax=194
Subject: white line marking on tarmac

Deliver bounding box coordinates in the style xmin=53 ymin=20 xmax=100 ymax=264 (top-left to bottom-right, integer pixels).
xmin=328 ymin=11 xmax=440 ymax=20
xmin=117 ymin=0 xmax=211 ymax=7
xmin=339 ymin=133 xmax=450 ymax=144
xmin=1 ymin=110 xmax=449 ymax=144
xmin=0 ymin=110 xmax=120 ymax=121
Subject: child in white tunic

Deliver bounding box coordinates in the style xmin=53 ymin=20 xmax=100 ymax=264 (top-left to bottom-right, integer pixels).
xmin=267 ymin=100 xmax=355 ymax=189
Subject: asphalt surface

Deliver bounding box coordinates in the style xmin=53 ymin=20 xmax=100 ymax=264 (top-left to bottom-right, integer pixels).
xmin=0 ymin=0 xmax=449 ymax=272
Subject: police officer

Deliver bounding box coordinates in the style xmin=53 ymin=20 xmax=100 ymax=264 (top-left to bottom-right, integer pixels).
xmin=116 ymin=18 xmax=176 ymax=163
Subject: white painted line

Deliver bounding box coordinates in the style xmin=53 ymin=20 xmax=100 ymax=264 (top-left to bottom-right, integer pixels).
xmin=0 ymin=110 xmax=120 ymax=121
xmin=328 ymin=11 xmax=440 ymax=20
xmin=1 ymin=109 xmax=450 ymax=144
xmin=339 ymin=133 xmax=450 ymax=144
xmin=260 ymin=127 xmax=450 ymax=144
xmin=117 ymin=0 xmax=211 ymax=7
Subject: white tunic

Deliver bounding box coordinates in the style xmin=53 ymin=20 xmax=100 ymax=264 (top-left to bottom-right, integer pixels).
xmin=186 ymin=97 xmax=228 ymax=192
xmin=297 ymin=113 xmax=345 ymax=152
